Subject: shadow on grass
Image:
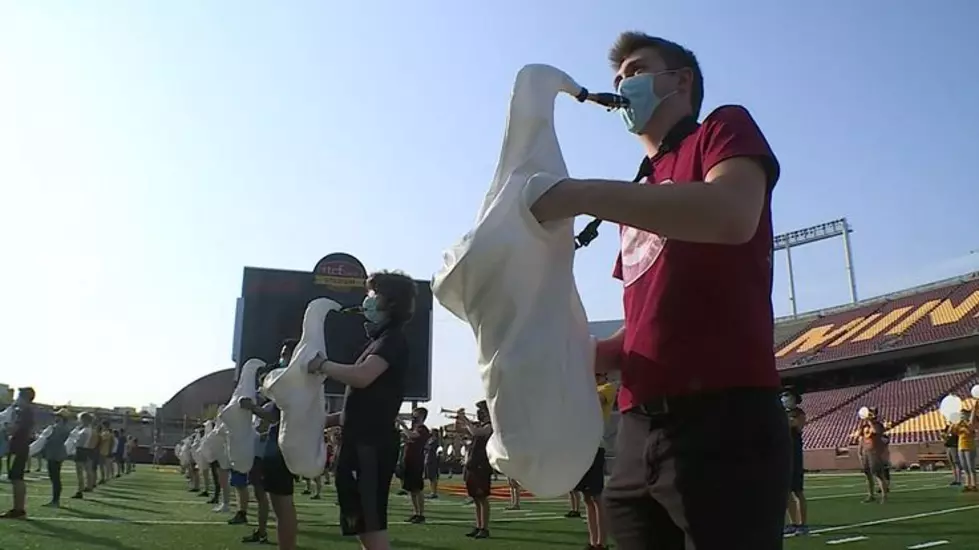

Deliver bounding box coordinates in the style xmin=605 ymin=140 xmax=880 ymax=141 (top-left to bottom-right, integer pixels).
xmin=27 ymin=520 xmax=139 ymax=550
xmin=91 ymin=499 xmax=162 ymax=515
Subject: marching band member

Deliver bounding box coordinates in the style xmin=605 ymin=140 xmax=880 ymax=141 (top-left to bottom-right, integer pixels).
xmin=398 ymin=407 xmax=431 ymax=523
xmin=307 ymin=270 xmax=417 ymax=550
xmin=1 ymin=387 xmax=36 ymax=519
xmin=42 ymin=409 xmax=73 ymax=508
xmin=857 ymin=407 xmax=890 ymax=502
xmin=458 ymin=402 xmax=493 ymax=539
xmin=239 ymin=339 xmax=300 ymax=549
xmin=952 ymin=406 xmax=977 ymax=492
xmin=782 ymin=388 xmax=808 ymax=535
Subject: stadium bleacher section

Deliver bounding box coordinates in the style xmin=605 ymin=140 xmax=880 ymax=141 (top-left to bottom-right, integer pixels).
xmin=771 ymin=272 xmax=979 ymax=469
xmin=776 ymin=275 xmax=979 ymax=369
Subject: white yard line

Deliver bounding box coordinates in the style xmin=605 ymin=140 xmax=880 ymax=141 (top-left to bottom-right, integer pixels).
xmin=907 ymin=541 xmax=950 ymax=549
xmin=810 ymin=504 xmax=979 ymax=536
xmin=826 ymin=536 xmax=869 ymax=545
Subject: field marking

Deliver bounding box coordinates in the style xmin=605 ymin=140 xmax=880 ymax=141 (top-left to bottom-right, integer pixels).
xmin=807 ymin=484 xmax=943 ymax=501
xmin=810 ymin=503 xmax=979 ymax=536
xmin=826 ymin=535 xmax=869 ymax=545
xmin=18 ymin=513 xmax=567 ymax=527
xmin=907 ymin=541 xmax=950 ymax=549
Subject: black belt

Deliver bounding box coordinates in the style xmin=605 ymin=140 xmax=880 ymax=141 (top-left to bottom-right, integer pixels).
xmin=629 ymin=387 xmax=780 ymax=418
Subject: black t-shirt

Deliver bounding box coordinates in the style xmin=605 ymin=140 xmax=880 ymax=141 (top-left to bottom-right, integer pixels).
xmin=342 ymin=323 xmax=409 ymax=446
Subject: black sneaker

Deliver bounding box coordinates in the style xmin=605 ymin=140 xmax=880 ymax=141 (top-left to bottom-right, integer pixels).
xmin=465 ymin=527 xmax=481 ymax=538
xmin=227 ymin=511 xmax=247 ymax=525
xmin=474 ymin=528 xmax=490 ymax=539
xmin=71 ymin=492 xmax=84 ymax=499
xmin=0 ymin=509 xmax=26 ymax=520
xmin=565 ymin=510 xmax=583 ymax=519
xmin=241 ymin=530 xmax=269 ymax=544
xmin=411 ymin=515 xmax=426 ymax=524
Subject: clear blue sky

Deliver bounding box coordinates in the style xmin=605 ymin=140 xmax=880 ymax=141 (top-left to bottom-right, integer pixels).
xmin=2 ymin=1 xmax=978 ymax=412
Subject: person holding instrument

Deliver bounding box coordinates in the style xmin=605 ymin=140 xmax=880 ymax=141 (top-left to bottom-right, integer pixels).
xmin=307 ymin=270 xmax=417 ymax=550
xmin=458 ymin=402 xmax=493 ymax=539
xmin=397 ymin=407 xmax=431 ymax=523
xmin=531 ymin=32 xmax=788 ymax=549
xmin=239 ymin=339 xmax=300 ymax=548
xmin=857 ymin=407 xmax=890 ymax=503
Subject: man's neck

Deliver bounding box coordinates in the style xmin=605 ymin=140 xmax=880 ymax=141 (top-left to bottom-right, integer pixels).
xmin=638 ymin=110 xmax=690 ymax=158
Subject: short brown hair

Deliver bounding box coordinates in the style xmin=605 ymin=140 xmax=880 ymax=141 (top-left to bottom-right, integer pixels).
xmin=608 ymin=32 xmax=704 ymax=119
xmin=366 ymin=270 xmax=417 ymax=325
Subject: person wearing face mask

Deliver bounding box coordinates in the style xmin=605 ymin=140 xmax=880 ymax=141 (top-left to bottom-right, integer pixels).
xmin=531 ymin=32 xmax=786 ymax=550
xmin=782 ymin=389 xmax=808 ymax=535
xmin=239 ymin=339 xmax=300 ymax=549
xmin=307 ymin=270 xmax=417 ymax=550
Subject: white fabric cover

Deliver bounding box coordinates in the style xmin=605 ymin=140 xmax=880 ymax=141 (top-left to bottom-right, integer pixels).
xmin=191 ymin=432 xmax=205 ymax=466
xmin=64 ymin=426 xmax=84 ymax=456
xmin=0 ymin=406 xmax=13 ymax=428
xmin=29 ymin=425 xmax=55 ymax=457
xmin=219 ymin=358 xmax=266 ymax=473
xmin=179 ymin=437 xmax=194 ymax=466
xmin=432 ymin=64 xmax=603 ymax=498
xmin=262 ymin=298 xmax=340 ymax=478
xmin=201 ymin=420 xmax=231 ymax=469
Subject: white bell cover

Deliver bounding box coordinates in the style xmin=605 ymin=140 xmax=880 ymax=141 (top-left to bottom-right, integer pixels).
xmin=191 ymin=432 xmax=205 ymax=466
xmin=0 ymin=406 xmax=14 ymax=428
xmin=219 ymin=358 xmax=266 ymax=473
xmin=29 ymin=425 xmax=55 ymax=457
xmin=262 ymin=298 xmax=341 ymax=478
xmin=431 ymin=64 xmax=603 ymax=497
xmin=941 ymin=395 xmax=964 ymax=423
xmin=64 ymin=426 xmax=84 ymax=456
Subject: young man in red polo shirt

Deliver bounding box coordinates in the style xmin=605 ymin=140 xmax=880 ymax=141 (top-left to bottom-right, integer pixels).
xmin=532 ymin=32 xmax=789 ymax=549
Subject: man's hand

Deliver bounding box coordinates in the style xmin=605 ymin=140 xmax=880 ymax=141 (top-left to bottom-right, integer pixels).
xmin=307 ymin=354 xmax=326 ymax=375
xmin=530 ymin=178 xmax=587 ymax=223
xmin=238 ymin=397 xmax=255 ymax=411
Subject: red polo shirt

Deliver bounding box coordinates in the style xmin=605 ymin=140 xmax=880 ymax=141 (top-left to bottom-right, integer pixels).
xmin=612 ymin=105 xmax=781 ymax=411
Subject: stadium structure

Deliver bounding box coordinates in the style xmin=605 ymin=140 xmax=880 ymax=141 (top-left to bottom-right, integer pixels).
xmin=590 ymin=271 xmax=979 ymax=471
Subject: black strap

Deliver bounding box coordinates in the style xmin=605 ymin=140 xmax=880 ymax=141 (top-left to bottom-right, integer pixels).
xmin=573 ymin=161 xmax=648 ymax=249
xmin=573 ymin=116 xmax=699 ymax=250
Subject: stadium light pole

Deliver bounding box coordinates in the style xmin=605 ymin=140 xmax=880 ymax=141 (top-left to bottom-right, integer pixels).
xmin=774 ymin=218 xmax=858 ymax=316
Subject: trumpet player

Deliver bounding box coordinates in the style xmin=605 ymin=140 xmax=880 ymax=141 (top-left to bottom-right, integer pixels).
xmin=458 ymin=402 xmax=493 ymax=539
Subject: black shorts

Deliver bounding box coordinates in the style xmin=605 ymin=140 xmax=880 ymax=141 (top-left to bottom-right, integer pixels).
xmin=425 ymin=457 xmax=439 ymax=481
xmin=402 ymin=461 xmax=425 ymax=493
xmin=574 ymin=447 xmax=606 ymax=496
xmin=248 ymin=457 xmax=265 ymax=488
xmin=464 ymin=463 xmax=493 ymax=499
xmin=336 ymin=440 xmax=399 ymax=537
xmin=8 ymin=452 xmax=28 ymax=481
xmin=261 ymin=453 xmax=294 ymax=496
xmin=604 ymin=388 xmax=790 ymax=550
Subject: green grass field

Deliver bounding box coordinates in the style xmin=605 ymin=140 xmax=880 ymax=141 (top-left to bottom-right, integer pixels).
xmin=0 ymin=466 xmax=977 ymax=549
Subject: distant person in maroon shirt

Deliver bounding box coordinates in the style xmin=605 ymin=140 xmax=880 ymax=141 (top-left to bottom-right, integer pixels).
xmin=2 ymin=387 xmax=36 ymax=520
xmin=532 ymin=32 xmax=789 ymax=549
xmin=399 ymin=407 xmax=431 ymax=524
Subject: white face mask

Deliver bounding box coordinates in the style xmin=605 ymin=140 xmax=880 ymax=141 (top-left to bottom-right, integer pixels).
xmin=781 ymin=395 xmax=796 ymax=409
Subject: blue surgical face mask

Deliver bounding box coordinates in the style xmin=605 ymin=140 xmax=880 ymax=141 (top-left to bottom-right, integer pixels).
xmin=362 ymin=294 xmax=388 ymax=324
xmin=617 ymin=71 xmax=678 ymax=134
xmin=278 ymin=357 xmax=289 ymax=368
